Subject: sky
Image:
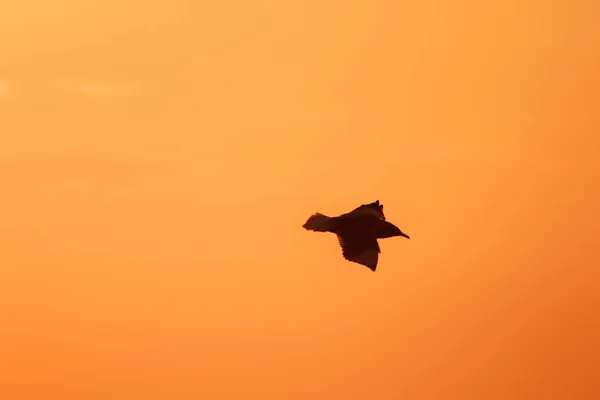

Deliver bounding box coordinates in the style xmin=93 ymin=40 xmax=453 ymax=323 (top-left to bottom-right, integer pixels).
xmin=1 ymin=1 xmax=599 ymax=399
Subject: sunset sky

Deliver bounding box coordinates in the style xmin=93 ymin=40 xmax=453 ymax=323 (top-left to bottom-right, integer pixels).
xmin=1 ymin=1 xmax=599 ymax=399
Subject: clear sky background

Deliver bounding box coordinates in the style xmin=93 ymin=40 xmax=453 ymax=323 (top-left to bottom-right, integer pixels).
xmin=1 ymin=1 xmax=599 ymax=399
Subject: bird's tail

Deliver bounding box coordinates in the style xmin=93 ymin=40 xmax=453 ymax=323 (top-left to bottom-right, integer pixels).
xmin=302 ymin=213 xmax=334 ymax=232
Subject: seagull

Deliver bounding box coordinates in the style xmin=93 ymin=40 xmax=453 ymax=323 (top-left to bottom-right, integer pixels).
xmin=302 ymin=200 xmax=410 ymax=271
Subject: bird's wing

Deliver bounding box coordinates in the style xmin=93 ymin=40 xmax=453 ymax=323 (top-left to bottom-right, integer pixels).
xmin=336 ymin=222 xmax=381 ymax=271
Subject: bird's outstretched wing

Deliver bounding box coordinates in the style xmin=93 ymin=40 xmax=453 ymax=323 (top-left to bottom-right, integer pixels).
xmin=336 ymin=222 xmax=381 ymax=271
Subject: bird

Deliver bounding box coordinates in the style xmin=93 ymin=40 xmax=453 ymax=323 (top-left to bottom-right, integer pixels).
xmin=302 ymin=200 xmax=410 ymax=272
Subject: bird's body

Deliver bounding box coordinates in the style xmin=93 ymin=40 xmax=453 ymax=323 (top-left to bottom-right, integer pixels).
xmin=302 ymin=200 xmax=409 ymax=271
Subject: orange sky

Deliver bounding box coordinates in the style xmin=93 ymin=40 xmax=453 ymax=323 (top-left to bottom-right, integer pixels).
xmin=1 ymin=1 xmax=599 ymax=399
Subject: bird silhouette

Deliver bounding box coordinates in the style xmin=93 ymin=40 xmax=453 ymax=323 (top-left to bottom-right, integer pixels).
xmin=302 ymin=200 xmax=410 ymax=271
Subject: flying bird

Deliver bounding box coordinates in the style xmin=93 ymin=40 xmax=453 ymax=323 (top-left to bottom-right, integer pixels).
xmin=302 ymin=200 xmax=410 ymax=271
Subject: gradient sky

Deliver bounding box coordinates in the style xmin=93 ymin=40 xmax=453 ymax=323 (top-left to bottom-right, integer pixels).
xmin=1 ymin=1 xmax=599 ymax=399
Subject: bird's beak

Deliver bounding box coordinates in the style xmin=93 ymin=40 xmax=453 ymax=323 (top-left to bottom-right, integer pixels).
xmin=400 ymin=232 xmax=410 ymax=239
